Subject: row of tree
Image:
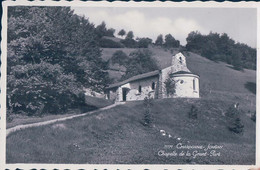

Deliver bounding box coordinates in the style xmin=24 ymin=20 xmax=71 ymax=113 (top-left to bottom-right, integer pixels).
xmin=186 ymin=31 xmax=256 ymax=70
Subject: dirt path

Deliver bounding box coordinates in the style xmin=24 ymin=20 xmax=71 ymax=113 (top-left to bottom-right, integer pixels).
xmin=6 ymin=103 xmax=123 ymax=137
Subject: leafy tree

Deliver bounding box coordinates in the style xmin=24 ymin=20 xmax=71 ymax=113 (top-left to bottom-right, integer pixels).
xmin=118 ymin=29 xmax=126 ymax=37
xmin=121 ymin=49 xmax=158 ymax=80
xmin=155 ymin=34 xmax=163 ymax=46
xmin=186 ymin=31 xmax=256 ymax=70
xmin=137 ymin=37 xmax=152 ymax=48
xmin=7 ymin=6 xmax=110 ymax=116
xmin=95 ymin=21 xmax=107 ymax=38
xmin=126 ymin=31 xmax=134 ymax=39
xmin=106 ymin=28 xmax=115 ymax=37
xmin=110 ymin=50 xmax=129 ymax=65
xmin=164 ymin=34 xmax=180 ymax=48
xmin=164 ymin=76 xmax=177 ymax=97
xmin=120 ymin=31 xmax=137 ymax=48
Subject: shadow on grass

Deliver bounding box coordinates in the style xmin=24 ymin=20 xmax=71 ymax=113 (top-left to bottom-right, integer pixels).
xmin=245 ymin=82 xmax=256 ymax=94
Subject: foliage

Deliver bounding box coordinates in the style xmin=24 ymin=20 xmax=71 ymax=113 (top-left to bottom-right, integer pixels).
xmin=225 ymin=105 xmax=244 ymax=134
xmin=7 ymin=6 xmax=110 ymax=116
xmin=155 ymin=34 xmax=163 ymax=46
xmin=186 ymin=31 xmax=256 ymax=70
xmin=110 ymin=50 xmax=129 ymax=65
xmin=95 ymin=21 xmax=115 ymax=38
xmin=118 ymin=29 xmax=126 ymax=37
xmin=164 ymin=76 xmax=177 ymax=97
xmin=99 ymin=37 xmax=124 ymax=48
xmin=121 ymin=49 xmax=159 ymax=80
xmin=143 ymin=93 xmax=153 ymax=126
xmin=188 ymin=105 xmax=198 ymax=119
xmin=126 ymin=31 xmax=134 ymax=39
xmin=164 ymin=34 xmax=180 ymax=48
xmin=137 ymin=37 xmax=153 ymax=48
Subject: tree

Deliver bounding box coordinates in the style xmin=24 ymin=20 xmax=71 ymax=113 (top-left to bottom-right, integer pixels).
xmin=164 ymin=34 xmax=180 ymax=48
xmin=7 ymin=6 xmax=110 ymax=116
xmin=110 ymin=50 xmax=129 ymax=65
xmin=121 ymin=49 xmax=158 ymax=80
xmin=155 ymin=34 xmax=163 ymax=46
xmin=118 ymin=29 xmax=126 ymax=37
xmin=185 ymin=31 xmax=256 ymax=70
xmin=164 ymin=76 xmax=177 ymax=97
xmin=137 ymin=37 xmax=152 ymax=48
xmin=106 ymin=28 xmax=115 ymax=37
xmin=95 ymin=21 xmax=107 ymax=38
xmin=126 ymin=31 xmax=134 ymax=39
xmin=120 ymin=31 xmax=136 ymax=48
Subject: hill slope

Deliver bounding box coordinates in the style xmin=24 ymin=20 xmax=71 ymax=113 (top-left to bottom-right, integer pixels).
xmin=101 ymin=46 xmax=256 ymax=95
xmin=6 ymin=98 xmax=256 ymax=164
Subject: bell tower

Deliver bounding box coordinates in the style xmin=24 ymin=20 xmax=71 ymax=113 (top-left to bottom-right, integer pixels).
xmin=171 ymin=53 xmax=190 ymax=73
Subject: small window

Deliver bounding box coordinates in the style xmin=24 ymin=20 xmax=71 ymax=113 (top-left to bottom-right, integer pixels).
xmin=138 ymin=85 xmax=142 ymax=93
xmin=152 ymin=82 xmax=155 ymax=90
xmin=179 ymin=57 xmax=183 ymax=64
xmin=193 ymin=79 xmax=196 ymax=90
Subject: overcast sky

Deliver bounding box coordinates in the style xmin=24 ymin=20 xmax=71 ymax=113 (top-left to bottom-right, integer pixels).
xmin=71 ymin=7 xmax=256 ymax=48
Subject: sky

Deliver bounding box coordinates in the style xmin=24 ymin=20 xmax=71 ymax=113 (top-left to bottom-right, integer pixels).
xmin=71 ymin=7 xmax=257 ymax=48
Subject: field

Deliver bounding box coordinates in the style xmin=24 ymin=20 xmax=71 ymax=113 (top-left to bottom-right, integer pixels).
xmin=6 ymin=96 xmax=255 ymax=164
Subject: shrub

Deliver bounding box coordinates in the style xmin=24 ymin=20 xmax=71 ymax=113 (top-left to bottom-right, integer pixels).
xmin=228 ymin=117 xmax=244 ymax=134
xmin=110 ymin=50 xmax=129 ymax=65
xmin=100 ymin=38 xmax=124 ymax=48
xmin=188 ymin=105 xmax=198 ymax=119
xmin=225 ymin=105 xmax=244 ymax=134
xmin=120 ymin=38 xmax=137 ymax=48
xmin=143 ymin=93 xmax=153 ymax=126
xmin=164 ymin=77 xmax=176 ymax=97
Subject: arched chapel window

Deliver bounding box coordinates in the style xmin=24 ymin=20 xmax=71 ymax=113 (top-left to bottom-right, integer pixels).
xmin=193 ymin=79 xmax=196 ymax=91
xmin=152 ymin=82 xmax=155 ymax=90
xmin=139 ymin=85 xmax=142 ymax=93
xmin=179 ymin=57 xmax=183 ymax=64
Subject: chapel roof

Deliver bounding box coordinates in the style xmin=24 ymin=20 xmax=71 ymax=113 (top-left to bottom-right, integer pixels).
xmin=106 ymin=70 xmax=160 ymax=89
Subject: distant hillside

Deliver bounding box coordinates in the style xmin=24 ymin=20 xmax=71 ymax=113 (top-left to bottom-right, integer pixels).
xmin=101 ymin=45 xmax=256 ymax=95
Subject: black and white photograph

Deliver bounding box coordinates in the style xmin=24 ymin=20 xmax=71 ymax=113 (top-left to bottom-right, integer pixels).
xmin=1 ymin=1 xmax=259 ymax=169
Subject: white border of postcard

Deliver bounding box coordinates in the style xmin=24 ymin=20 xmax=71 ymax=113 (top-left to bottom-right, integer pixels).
xmin=1 ymin=1 xmax=259 ymax=170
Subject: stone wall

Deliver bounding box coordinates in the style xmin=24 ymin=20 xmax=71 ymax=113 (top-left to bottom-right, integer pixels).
xmin=114 ymin=76 xmax=159 ymax=102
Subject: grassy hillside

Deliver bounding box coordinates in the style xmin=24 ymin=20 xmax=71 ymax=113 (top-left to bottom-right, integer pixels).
xmin=6 ymin=97 xmax=255 ymax=164
xmin=102 ymin=46 xmax=256 ymax=95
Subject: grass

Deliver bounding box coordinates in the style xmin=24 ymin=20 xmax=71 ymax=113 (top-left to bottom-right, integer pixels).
xmin=6 ymin=93 xmax=256 ymax=164
xmin=7 ymin=97 xmax=113 ymax=129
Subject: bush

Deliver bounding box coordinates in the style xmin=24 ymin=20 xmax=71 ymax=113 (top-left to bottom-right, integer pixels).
xmin=110 ymin=50 xmax=129 ymax=65
xmin=228 ymin=117 xmax=244 ymax=134
xmin=188 ymin=105 xmax=198 ymax=119
xmin=120 ymin=38 xmax=137 ymax=48
xmin=100 ymin=38 xmax=124 ymax=48
xmin=143 ymin=93 xmax=153 ymax=126
xmin=225 ymin=105 xmax=244 ymax=134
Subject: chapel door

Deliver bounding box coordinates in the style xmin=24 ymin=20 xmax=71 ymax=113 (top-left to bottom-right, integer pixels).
xmin=122 ymin=89 xmax=127 ymax=101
